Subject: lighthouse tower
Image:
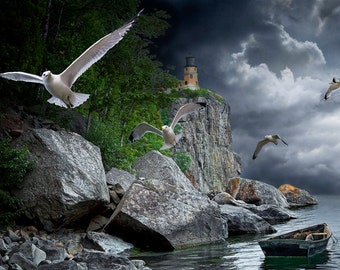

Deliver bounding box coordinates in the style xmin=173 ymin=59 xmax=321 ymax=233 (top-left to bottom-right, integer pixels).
xmin=182 ymin=56 xmax=199 ymax=90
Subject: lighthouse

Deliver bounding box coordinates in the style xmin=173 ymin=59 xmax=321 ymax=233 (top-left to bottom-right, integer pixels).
xmin=182 ymin=56 xmax=199 ymax=90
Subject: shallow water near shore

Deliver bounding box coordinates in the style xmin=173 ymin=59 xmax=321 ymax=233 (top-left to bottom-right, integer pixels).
xmin=131 ymin=195 xmax=340 ymax=269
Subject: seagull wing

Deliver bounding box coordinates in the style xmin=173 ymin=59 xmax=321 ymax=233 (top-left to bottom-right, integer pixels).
xmin=324 ymin=83 xmax=340 ymax=100
xmin=279 ymin=137 xmax=288 ymax=145
xmin=252 ymin=139 xmax=269 ymax=160
xmin=60 ymin=10 xmax=142 ymax=87
xmin=0 ymin=72 xmax=43 ymax=84
xmin=170 ymin=102 xmax=206 ymax=129
xmin=129 ymin=122 xmax=163 ymax=142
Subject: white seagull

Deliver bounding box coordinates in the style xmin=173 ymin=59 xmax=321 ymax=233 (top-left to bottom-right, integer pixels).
xmin=324 ymin=77 xmax=340 ymax=100
xmin=252 ymin=134 xmax=288 ymax=160
xmin=0 ymin=10 xmax=142 ymax=108
xmin=129 ymin=102 xmax=207 ymax=150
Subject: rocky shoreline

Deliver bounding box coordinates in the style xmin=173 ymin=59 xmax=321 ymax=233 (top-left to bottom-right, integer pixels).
xmin=0 ymin=226 xmax=149 ymax=270
xmin=0 ymin=97 xmax=318 ymax=269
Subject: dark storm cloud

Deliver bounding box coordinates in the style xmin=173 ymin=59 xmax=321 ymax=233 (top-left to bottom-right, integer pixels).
xmin=142 ymin=0 xmax=340 ymax=194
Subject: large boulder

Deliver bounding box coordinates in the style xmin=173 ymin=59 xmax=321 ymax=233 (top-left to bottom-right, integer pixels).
xmin=278 ymin=184 xmax=318 ymax=207
xmin=132 ymin=150 xmax=196 ymax=192
xmin=226 ymin=177 xmax=289 ymax=207
xmin=104 ymin=151 xmax=226 ymax=251
xmin=105 ymin=178 xmax=226 ymax=251
xmin=12 ymin=128 xmax=110 ymax=231
xmin=220 ymin=204 xmax=276 ymax=235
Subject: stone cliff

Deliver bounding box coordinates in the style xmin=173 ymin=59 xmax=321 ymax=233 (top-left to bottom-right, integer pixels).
xmin=170 ymin=93 xmax=242 ymax=193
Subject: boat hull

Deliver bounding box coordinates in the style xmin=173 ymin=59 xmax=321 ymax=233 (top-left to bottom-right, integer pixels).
xmin=259 ymin=223 xmax=331 ymax=257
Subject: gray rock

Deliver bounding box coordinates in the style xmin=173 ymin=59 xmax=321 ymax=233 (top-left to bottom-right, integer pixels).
xmin=212 ymin=192 xmax=247 ymax=206
xmin=226 ymin=177 xmax=289 ymax=207
xmin=212 ymin=192 xmax=294 ymax=224
xmin=105 ymin=177 xmax=226 ymax=251
xmin=131 ymin=260 xmax=147 ymax=270
xmin=39 ymin=245 xmax=66 ymax=263
xmin=109 ymin=190 xmax=121 ymax=204
xmin=9 ymin=253 xmax=37 ymax=270
xmin=171 ymin=96 xmax=242 ymax=192
xmin=3 ymin=236 xmax=12 ymax=245
xmin=12 ymin=129 xmax=110 ymax=231
xmin=83 ymin=231 xmax=133 ymax=255
xmin=220 ymin=204 xmax=276 ymax=235
xmin=74 ymin=250 xmax=138 ymax=270
xmin=245 ymin=204 xmax=295 ymax=224
xmin=87 ymin=215 xmax=109 ymax=232
xmin=7 ymin=230 xmax=20 ymax=242
xmin=106 ymin=167 xmax=136 ymax=192
xmin=0 ymin=239 xmax=9 ymax=256
xmin=18 ymin=242 xmax=46 ymax=265
xmin=37 ymin=259 xmax=85 ymax=270
xmin=132 ymin=150 xmax=196 ymax=192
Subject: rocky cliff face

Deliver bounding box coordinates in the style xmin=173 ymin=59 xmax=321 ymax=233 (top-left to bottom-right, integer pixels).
xmin=170 ymin=94 xmax=241 ymax=193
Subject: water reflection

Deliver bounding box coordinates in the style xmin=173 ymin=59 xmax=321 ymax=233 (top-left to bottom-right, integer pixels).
xmin=259 ymin=251 xmax=331 ymax=269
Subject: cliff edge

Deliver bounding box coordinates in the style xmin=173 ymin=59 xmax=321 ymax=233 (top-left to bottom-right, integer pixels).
xmin=170 ymin=93 xmax=242 ymax=193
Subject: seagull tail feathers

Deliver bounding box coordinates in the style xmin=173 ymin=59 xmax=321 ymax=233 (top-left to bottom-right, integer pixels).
xmin=72 ymin=93 xmax=90 ymax=108
xmin=47 ymin=97 xmax=68 ymax=108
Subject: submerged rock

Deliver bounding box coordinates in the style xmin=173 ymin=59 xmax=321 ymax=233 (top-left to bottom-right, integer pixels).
xmin=220 ymin=204 xmax=276 ymax=235
xmin=212 ymin=192 xmax=294 ymax=226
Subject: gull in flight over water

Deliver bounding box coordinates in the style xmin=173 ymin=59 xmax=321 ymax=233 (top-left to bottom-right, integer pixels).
xmin=129 ymin=102 xmax=207 ymax=150
xmin=252 ymin=134 xmax=288 ymax=160
xmin=324 ymin=77 xmax=340 ymax=100
xmin=0 ymin=10 xmax=142 ymax=108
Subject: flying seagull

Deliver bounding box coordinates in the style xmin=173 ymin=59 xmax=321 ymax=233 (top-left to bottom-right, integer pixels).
xmin=252 ymin=134 xmax=288 ymax=160
xmin=324 ymin=77 xmax=340 ymax=100
xmin=129 ymin=102 xmax=207 ymax=150
xmin=0 ymin=10 xmax=142 ymax=108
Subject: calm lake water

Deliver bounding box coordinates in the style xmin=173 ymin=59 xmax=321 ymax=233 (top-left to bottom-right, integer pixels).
xmin=131 ymin=195 xmax=340 ymax=269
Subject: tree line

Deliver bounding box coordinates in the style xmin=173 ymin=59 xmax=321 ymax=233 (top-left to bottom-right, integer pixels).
xmin=0 ymin=0 xmax=181 ymax=169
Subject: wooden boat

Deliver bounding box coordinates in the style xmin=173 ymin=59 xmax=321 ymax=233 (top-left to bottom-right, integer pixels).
xmin=259 ymin=223 xmax=332 ymax=257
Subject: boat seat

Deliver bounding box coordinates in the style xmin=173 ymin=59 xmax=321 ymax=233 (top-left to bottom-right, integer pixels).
xmin=305 ymin=232 xmax=327 ymax=241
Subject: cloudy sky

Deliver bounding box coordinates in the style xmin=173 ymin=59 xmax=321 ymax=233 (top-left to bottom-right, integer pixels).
xmin=141 ymin=0 xmax=340 ymax=195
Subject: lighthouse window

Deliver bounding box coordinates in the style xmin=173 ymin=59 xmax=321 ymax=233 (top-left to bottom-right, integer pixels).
xmin=185 ymin=81 xmax=188 ymax=85
xmin=190 ymin=74 xmax=193 ymax=79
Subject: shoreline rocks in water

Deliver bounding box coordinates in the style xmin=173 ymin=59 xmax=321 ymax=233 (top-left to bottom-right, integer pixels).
xmin=279 ymin=184 xmax=318 ymax=207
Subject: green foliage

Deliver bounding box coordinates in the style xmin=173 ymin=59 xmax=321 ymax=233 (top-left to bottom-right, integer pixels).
xmin=175 ymin=87 xmax=226 ymax=103
xmin=0 ymin=2 xmax=209 ymax=175
xmin=0 ymin=0 xmax=46 ymax=105
xmin=0 ymin=139 xmax=35 ymax=225
xmin=174 ymin=152 xmax=192 ymax=173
